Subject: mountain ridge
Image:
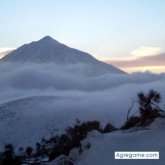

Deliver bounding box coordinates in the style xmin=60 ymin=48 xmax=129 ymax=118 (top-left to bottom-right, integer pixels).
xmin=0 ymin=36 xmax=125 ymax=74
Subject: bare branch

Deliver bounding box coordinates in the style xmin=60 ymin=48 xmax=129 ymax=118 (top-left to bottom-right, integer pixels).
xmin=127 ymin=98 xmax=135 ymax=121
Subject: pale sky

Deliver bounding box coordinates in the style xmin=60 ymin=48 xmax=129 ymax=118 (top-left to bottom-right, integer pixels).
xmin=0 ymin=0 xmax=165 ymax=73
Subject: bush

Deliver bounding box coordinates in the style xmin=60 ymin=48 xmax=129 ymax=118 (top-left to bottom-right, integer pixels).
xmin=66 ymin=120 xmax=101 ymax=147
xmin=102 ymin=123 xmax=117 ymax=133
xmin=138 ymin=89 xmax=162 ymax=126
xmin=122 ymin=89 xmax=164 ymax=129
xmin=1 ymin=144 xmax=15 ymax=165
xmin=121 ymin=116 xmax=141 ymax=130
xmin=25 ymin=147 xmax=33 ymax=156
xmin=49 ymin=134 xmax=72 ymax=161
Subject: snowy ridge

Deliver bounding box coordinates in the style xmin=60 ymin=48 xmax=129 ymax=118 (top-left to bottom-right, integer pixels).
xmin=0 ymin=36 xmax=125 ymax=74
xmin=76 ymin=118 xmax=165 ymax=165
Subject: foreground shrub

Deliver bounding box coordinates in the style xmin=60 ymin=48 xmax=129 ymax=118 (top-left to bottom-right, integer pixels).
xmin=122 ymin=89 xmax=164 ymax=130
xmin=25 ymin=146 xmax=33 ymax=157
xmin=121 ymin=116 xmax=141 ymax=130
xmin=138 ymin=89 xmax=163 ymax=126
xmin=1 ymin=144 xmax=16 ymax=165
xmin=102 ymin=123 xmax=117 ymax=133
xmin=49 ymin=120 xmax=101 ymax=161
xmin=66 ymin=120 xmax=101 ymax=147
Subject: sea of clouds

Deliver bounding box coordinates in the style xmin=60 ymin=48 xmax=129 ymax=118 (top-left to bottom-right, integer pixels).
xmin=0 ymin=62 xmax=165 ymax=148
xmin=0 ymin=63 xmax=165 ymax=126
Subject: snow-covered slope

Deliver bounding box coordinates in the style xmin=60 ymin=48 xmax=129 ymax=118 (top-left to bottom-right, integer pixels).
xmin=0 ymin=36 xmax=125 ymax=74
xmin=1 ymin=95 xmax=165 ymax=165
xmin=76 ymin=118 xmax=165 ymax=165
xmin=0 ymin=95 xmax=125 ymax=151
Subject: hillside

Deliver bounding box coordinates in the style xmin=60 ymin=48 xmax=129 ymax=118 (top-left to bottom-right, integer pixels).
xmin=76 ymin=118 xmax=165 ymax=165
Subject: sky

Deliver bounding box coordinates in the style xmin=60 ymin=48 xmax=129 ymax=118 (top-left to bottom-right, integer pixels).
xmin=0 ymin=0 xmax=165 ymax=73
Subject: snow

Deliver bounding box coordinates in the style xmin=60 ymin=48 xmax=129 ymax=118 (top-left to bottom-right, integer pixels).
xmin=47 ymin=154 xmax=72 ymax=165
xmin=0 ymin=36 xmax=124 ymax=75
xmin=76 ymin=118 xmax=165 ymax=165
xmin=0 ymin=36 xmax=164 ymax=164
xmin=0 ymin=95 xmax=131 ymax=150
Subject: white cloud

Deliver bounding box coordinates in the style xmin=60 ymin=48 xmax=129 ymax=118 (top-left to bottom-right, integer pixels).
xmin=103 ymin=46 xmax=165 ymax=73
xmin=0 ymin=47 xmax=15 ymax=58
xmin=59 ymin=40 xmax=76 ymax=45
xmin=0 ymin=63 xmax=164 ymax=92
xmin=0 ymin=47 xmax=15 ymax=52
xmin=130 ymin=46 xmax=162 ymax=58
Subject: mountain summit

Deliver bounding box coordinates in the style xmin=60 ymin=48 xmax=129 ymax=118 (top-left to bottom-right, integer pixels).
xmin=1 ymin=36 xmax=125 ymax=74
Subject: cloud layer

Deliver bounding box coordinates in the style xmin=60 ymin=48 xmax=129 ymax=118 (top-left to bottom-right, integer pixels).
xmin=0 ymin=62 xmax=165 ymax=148
xmin=0 ymin=48 xmax=15 ymax=58
xmin=107 ymin=53 xmax=165 ymax=68
xmin=0 ymin=63 xmax=165 ymax=103
xmin=0 ymin=63 xmax=164 ymax=92
xmin=131 ymin=46 xmax=162 ymax=57
xmin=105 ymin=47 xmax=165 ymax=73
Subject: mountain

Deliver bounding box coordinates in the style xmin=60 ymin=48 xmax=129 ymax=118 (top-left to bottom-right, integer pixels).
xmin=0 ymin=36 xmax=125 ymax=74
